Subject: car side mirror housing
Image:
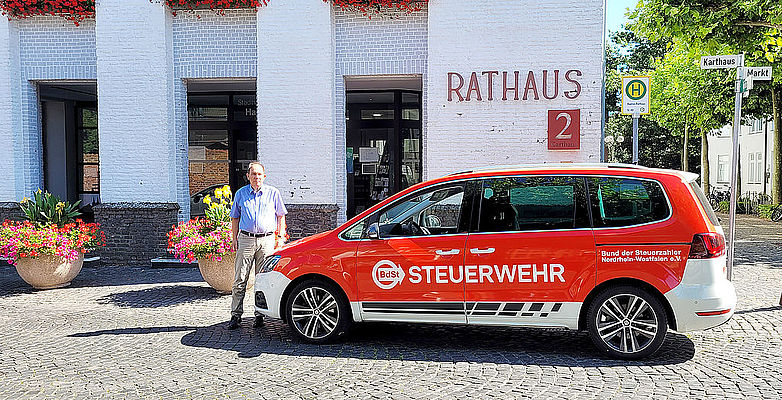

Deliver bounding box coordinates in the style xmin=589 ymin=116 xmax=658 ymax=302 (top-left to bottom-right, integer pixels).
xmin=366 ymin=222 xmax=380 ymax=239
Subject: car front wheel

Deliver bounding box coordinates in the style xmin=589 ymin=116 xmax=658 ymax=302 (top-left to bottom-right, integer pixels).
xmin=586 ymin=285 xmax=668 ymax=359
xmin=284 ymin=279 xmax=350 ymax=343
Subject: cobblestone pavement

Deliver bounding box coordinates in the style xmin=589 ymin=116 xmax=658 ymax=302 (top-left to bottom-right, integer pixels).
xmin=0 ymin=214 xmax=780 ymax=399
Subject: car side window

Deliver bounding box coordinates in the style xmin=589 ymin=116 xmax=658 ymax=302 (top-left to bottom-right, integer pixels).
xmin=341 ymin=220 xmax=366 ymax=240
xmin=587 ymin=177 xmax=670 ymax=228
xmin=377 ymin=184 xmax=465 ymax=238
xmin=476 ymin=176 xmax=589 ymax=232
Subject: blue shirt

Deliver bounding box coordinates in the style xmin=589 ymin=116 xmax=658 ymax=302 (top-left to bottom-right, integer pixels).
xmin=230 ymin=184 xmax=288 ymax=234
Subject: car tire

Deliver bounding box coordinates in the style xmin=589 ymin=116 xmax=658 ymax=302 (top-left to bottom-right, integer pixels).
xmin=586 ymin=285 xmax=668 ymax=360
xmin=284 ymin=279 xmax=351 ymax=343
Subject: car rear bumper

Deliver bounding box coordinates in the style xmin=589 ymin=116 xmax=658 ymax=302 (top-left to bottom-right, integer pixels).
xmin=664 ymin=256 xmax=736 ymax=332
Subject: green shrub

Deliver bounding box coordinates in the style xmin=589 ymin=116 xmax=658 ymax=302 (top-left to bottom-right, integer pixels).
xmin=19 ymin=190 xmax=81 ymax=228
xmin=758 ymin=204 xmax=777 ymax=220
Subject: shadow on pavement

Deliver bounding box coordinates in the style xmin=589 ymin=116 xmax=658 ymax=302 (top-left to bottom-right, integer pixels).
xmin=0 ymin=265 xmax=204 ymax=298
xmin=96 ymin=285 xmax=225 ymax=308
xmin=155 ymin=320 xmax=697 ymax=367
xmin=735 ymin=305 xmax=782 ymax=315
xmin=68 ymin=326 xmax=198 ymax=337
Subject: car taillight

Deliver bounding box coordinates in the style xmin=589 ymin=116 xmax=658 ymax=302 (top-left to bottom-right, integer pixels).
xmin=688 ymin=233 xmax=726 ymax=259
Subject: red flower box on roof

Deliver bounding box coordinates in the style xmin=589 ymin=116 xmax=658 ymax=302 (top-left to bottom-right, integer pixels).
xmin=327 ymin=0 xmax=426 ymax=16
xmin=165 ymin=0 xmax=266 ymax=16
xmin=0 ymin=0 xmax=95 ymax=25
xmin=1 ymin=0 xmax=426 ymax=25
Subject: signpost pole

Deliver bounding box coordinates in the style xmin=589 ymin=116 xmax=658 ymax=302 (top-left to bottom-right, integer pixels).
xmin=632 ymin=112 xmax=640 ymax=164
xmin=726 ymin=54 xmax=744 ymax=282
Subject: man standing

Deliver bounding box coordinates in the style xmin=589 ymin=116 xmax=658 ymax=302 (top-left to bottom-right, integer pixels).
xmin=227 ymin=162 xmax=287 ymax=330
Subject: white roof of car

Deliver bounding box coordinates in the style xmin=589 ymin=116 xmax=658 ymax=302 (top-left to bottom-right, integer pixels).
xmin=449 ymin=163 xmax=700 ymax=182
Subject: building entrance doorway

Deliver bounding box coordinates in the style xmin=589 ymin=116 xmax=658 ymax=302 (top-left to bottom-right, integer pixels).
xmin=187 ymin=91 xmax=257 ymax=216
xmin=40 ymin=82 xmax=99 ymax=220
xmin=346 ymin=90 xmax=422 ymax=217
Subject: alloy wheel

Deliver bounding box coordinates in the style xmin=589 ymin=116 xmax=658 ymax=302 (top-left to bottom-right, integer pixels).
xmin=290 ymin=286 xmax=340 ymax=340
xmin=595 ymin=294 xmax=659 ymax=354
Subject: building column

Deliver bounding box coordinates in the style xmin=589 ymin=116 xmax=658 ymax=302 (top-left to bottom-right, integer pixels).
xmin=257 ymin=0 xmax=337 ymax=238
xmin=0 ymin=18 xmax=26 ymax=221
xmin=95 ymin=0 xmax=179 ymax=264
xmin=0 ymin=19 xmax=21 ymax=202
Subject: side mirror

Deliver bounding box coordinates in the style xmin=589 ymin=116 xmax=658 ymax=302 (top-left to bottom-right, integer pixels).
xmin=366 ymin=222 xmax=380 ymax=239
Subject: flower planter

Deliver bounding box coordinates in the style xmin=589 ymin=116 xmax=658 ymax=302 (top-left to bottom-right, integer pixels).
xmin=15 ymin=253 xmax=84 ymax=289
xmin=198 ymin=253 xmax=248 ymax=294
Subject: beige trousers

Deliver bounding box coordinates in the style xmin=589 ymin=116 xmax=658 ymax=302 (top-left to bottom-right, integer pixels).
xmin=230 ymin=233 xmax=275 ymax=318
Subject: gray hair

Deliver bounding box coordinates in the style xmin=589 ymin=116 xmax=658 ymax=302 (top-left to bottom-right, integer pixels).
xmin=247 ymin=161 xmax=265 ymax=174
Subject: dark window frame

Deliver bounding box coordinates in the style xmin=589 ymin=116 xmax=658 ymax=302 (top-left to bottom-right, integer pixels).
xmin=186 ymin=91 xmax=257 ymax=198
xmin=471 ymin=175 xmax=591 ymax=233
xmin=76 ymin=104 xmax=99 ymax=196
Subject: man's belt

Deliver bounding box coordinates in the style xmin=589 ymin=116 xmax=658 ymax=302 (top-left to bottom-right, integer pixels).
xmin=239 ymin=230 xmax=273 ymax=238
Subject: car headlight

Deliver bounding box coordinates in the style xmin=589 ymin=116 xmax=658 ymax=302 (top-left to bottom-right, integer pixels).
xmin=259 ymin=255 xmax=282 ymax=273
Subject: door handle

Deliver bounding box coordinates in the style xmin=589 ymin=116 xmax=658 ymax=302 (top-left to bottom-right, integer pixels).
xmin=469 ymin=247 xmax=495 ymax=254
xmin=435 ymin=249 xmax=460 ymax=255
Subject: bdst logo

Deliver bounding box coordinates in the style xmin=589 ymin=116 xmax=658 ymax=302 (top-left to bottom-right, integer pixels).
xmin=372 ymin=260 xmax=406 ymax=290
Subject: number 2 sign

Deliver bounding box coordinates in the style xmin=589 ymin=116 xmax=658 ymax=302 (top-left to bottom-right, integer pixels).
xmin=547 ymin=109 xmax=580 ymax=150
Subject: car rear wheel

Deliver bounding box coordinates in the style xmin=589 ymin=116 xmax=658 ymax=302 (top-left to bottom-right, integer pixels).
xmin=284 ymin=279 xmax=350 ymax=343
xmin=586 ymin=285 xmax=668 ymax=359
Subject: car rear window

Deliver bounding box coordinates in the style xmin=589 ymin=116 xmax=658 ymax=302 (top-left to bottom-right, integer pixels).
xmin=587 ymin=177 xmax=670 ymax=228
xmin=689 ymin=181 xmax=720 ymax=226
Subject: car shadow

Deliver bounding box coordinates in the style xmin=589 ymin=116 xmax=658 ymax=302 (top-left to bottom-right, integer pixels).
xmin=96 ymin=285 xmax=225 ymax=308
xmin=65 ymin=319 xmax=695 ymax=367
xmin=168 ymin=320 xmax=695 ymax=367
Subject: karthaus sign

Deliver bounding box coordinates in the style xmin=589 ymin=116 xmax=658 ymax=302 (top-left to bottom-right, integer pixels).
xmin=446 ymin=70 xmax=583 ymax=101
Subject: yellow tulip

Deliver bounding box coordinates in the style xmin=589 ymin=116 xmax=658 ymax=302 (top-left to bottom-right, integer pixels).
xmin=203 ymin=195 xmax=211 ymax=204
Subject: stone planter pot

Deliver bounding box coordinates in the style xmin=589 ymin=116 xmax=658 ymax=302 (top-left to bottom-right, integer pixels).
xmin=15 ymin=253 xmax=84 ymax=289
xmin=197 ymin=253 xmax=245 ymax=294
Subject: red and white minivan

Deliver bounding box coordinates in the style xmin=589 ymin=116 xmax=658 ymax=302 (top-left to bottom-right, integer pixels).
xmin=254 ymin=164 xmax=736 ymax=359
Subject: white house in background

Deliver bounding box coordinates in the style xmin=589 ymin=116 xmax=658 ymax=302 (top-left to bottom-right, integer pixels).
xmin=708 ymin=118 xmax=776 ymax=197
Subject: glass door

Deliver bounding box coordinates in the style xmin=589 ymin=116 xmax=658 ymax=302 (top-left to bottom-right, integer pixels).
xmin=346 ymin=90 xmax=422 ymax=218
xmin=188 ymin=92 xmax=257 ymax=217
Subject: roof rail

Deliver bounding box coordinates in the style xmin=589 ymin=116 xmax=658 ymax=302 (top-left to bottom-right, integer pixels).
xmin=448 ymin=162 xmax=649 ymax=176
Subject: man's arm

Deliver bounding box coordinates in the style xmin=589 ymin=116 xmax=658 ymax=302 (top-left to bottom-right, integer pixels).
xmin=231 ymin=217 xmax=240 ymax=252
xmin=275 ymin=215 xmax=287 ymax=248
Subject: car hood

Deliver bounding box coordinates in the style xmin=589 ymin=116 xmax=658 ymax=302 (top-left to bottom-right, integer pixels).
xmin=276 ymin=229 xmax=334 ymax=253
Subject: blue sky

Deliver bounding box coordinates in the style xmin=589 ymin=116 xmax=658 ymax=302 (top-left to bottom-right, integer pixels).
xmin=606 ymin=0 xmax=637 ymax=38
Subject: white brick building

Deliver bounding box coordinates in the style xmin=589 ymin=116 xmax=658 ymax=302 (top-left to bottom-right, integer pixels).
xmin=0 ymin=0 xmax=605 ymax=264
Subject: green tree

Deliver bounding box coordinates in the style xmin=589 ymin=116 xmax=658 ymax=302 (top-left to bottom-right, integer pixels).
xmin=630 ymin=0 xmax=782 ymax=202
xmin=647 ymin=41 xmax=733 ymax=193
xmin=604 ymin=30 xmax=680 ymax=168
